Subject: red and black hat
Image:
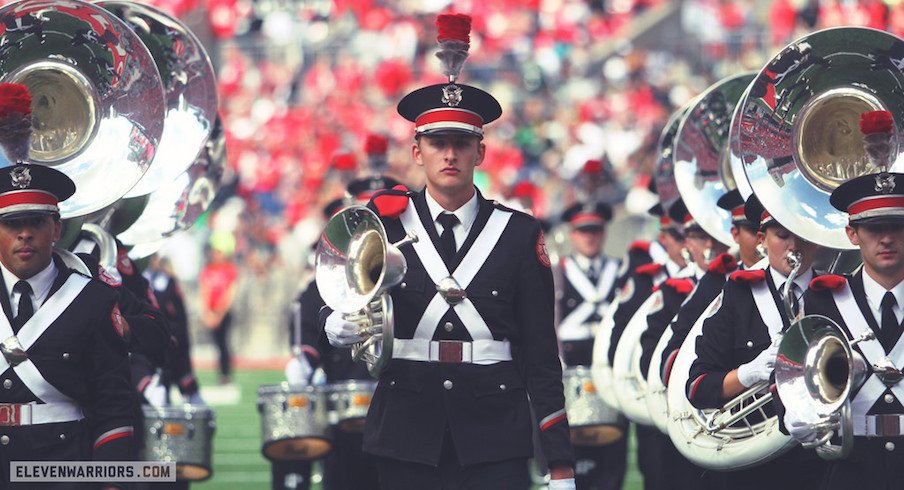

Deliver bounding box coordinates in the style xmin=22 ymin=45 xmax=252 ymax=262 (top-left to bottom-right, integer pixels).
xmin=743 ymin=194 xmax=777 ymax=230
xmin=346 ymin=175 xmax=402 ymax=202
xmin=323 ymin=197 xmax=346 ymax=219
xmin=667 ymin=199 xmax=701 ymax=233
xmin=648 ymin=203 xmax=675 ymax=231
xmin=562 ymin=201 xmax=612 ymax=230
xmin=397 ymin=13 xmax=501 ymax=138
xmin=0 ymin=164 xmax=75 ymax=221
xmin=830 ymin=172 xmax=904 ymax=224
xmin=717 ymin=189 xmax=752 ymax=226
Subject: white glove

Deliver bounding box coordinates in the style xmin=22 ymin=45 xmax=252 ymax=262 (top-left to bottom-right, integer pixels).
xmin=548 ymin=478 xmax=576 ymax=490
xmin=285 ymin=355 xmax=313 ymax=385
xmin=784 ymin=409 xmax=819 ymax=445
xmin=325 ymin=311 xmax=365 ymax=347
xmin=143 ymin=373 xmax=167 ymax=407
xmin=737 ymin=342 xmax=779 ymax=388
xmin=187 ymin=392 xmax=207 ymax=407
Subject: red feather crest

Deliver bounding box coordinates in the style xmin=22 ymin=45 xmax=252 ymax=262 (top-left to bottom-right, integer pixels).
xmin=860 ymin=110 xmax=894 ymax=135
xmin=0 ymin=84 xmax=32 ymax=117
xmin=436 ymin=13 xmax=471 ymax=45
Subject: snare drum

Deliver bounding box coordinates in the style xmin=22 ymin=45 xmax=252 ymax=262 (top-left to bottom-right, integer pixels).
xmin=141 ymin=404 xmax=215 ymax=481
xmin=563 ymin=366 xmax=627 ymax=446
xmin=326 ymin=379 xmax=377 ymax=432
xmin=258 ymin=383 xmax=331 ymax=461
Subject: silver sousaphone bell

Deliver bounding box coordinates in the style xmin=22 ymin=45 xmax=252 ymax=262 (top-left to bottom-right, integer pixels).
xmin=316 ymin=205 xmax=417 ymax=377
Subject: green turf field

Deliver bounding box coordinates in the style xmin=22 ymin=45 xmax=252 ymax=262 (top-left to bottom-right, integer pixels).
xmin=190 ymin=369 xmax=644 ymax=489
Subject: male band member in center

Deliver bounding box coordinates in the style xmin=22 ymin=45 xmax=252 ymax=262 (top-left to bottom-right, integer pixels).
xmin=321 ymin=13 xmax=575 ymax=489
xmin=607 ymin=201 xmax=686 ymax=490
xmin=687 ymin=194 xmax=826 ymax=489
xmin=793 ymin=168 xmax=904 ymax=488
xmin=556 ymin=201 xmax=626 ymax=489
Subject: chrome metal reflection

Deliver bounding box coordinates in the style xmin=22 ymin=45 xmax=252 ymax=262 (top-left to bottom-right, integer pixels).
xmin=729 ymin=82 xmax=755 ymax=199
xmin=0 ymin=0 xmax=165 ymax=218
xmin=739 ymin=27 xmax=904 ymax=249
xmin=119 ymin=117 xmax=226 ymax=256
xmin=99 ymin=1 xmax=218 ymax=198
xmin=674 ymin=73 xmax=756 ymax=246
xmin=654 ymin=105 xmax=691 ymax=213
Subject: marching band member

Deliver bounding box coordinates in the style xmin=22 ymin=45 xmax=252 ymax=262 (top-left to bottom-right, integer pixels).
xmin=687 ymin=194 xmax=826 ymax=489
xmin=322 ymin=13 xmax=575 ymax=489
xmin=793 ymin=113 xmax=904 ymax=489
xmin=556 ymin=201 xmax=626 ymax=489
xmin=607 ymin=201 xmax=686 ymax=490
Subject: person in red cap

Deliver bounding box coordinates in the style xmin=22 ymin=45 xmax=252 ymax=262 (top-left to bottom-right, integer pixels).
xmin=795 ymin=111 xmax=904 ymax=488
xmin=0 ymin=84 xmax=135 ymax=489
xmin=687 ymin=192 xmax=825 ymax=490
xmin=321 ymin=13 xmax=575 ymax=490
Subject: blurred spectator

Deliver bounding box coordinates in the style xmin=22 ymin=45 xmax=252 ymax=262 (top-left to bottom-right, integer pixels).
xmin=199 ymin=232 xmax=239 ymax=384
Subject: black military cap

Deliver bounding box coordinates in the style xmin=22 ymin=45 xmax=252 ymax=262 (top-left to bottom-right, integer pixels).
xmin=397 ymin=83 xmax=502 ymax=138
xmin=648 ymin=203 xmax=674 ymax=230
xmin=562 ymin=201 xmax=612 ymax=230
xmin=717 ymin=189 xmax=753 ymax=226
xmin=668 ymin=199 xmax=702 ymax=233
xmin=743 ymin=194 xmax=777 ymax=230
xmin=830 ymin=172 xmax=904 ymax=224
xmin=323 ymin=197 xmax=346 ymax=219
xmin=0 ymin=164 xmax=75 ymax=221
xmin=346 ymin=176 xmax=402 ymax=202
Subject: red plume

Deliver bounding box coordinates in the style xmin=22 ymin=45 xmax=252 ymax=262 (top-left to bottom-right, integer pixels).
xmin=0 ymin=83 xmax=33 ymax=164
xmin=364 ymin=134 xmax=388 ymax=155
xmin=860 ymin=110 xmax=894 ymax=135
xmin=435 ymin=13 xmax=471 ymax=82
xmin=582 ymin=159 xmax=603 ymax=175
xmin=861 ymin=110 xmax=895 ymax=170
xmin=332 ymin=152 xmax=356 ymax=171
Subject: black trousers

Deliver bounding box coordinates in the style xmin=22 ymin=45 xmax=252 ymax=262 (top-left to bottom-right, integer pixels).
xmin=636 ymin=424 xmax=666 ymax=490
xmin=323 ymin=430 xmax=378 ymax=490
xmin=211 ymin=312 xmax=232 ymax=377
xmin=271 ymin=460 xmax=313 ymax=490
xmin=0 ymin=420 xmax=92 ymax=489
xmin=573 ymin=437 xmax=627 ymax=490
xmin=374 ymin=431 xmax=530 ymax=490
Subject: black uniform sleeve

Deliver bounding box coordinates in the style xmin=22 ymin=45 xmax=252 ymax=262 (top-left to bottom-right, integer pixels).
xmin=83 ymin=285 xmax=137 ymax=463
xmin=687 ymin=281 xmax=741 ymax=409
xmin=517 ymin=221 xmax=574 ymax=467
xmin=294 ymin=282 xmax=327 ymax=369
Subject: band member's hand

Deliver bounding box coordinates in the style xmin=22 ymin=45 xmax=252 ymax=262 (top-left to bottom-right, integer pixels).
xmin=285 ymin=355 xmax=313 ymax=385
xmin=547 ymin=477 xmax=577 ymax=489
xmin=784 ymin=409 xmax=819 ymax=444
xmin=325 ymin=311 xmax=365 ymax=347
xmin=143 ymin=372 xmax=167 ymax=407
xmin=736 ymin=342 xmax=779 ymax=387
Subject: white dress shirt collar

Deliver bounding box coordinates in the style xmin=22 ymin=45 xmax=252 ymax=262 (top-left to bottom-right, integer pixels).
xmin=425 ymin=187 xmax=479 ymax=234
xmin=768 ymin=266 xmax=813 ymax=296
xmin=862 ymin=269 xmax=904 ymax=325
xmin=1 ymin=257 xmax=57 ymax=312
xmin=572 ymin=254 xmax=603 ymax=274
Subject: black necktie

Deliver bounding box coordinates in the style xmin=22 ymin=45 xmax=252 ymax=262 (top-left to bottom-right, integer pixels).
xmin=587 ymin=263 xmax=600 ymax=284
xmin=880 ymin=292 xmax=901 ymax=352
xmin=437 ymin=213 xmax=459 ymax=267
xmin=13 ymin=281 xmax=33 ymax=332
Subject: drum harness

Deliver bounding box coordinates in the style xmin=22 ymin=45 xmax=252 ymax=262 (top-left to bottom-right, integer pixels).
xmin=558 ymin=257 xmax=618 ymax=341
xmin=393 ymin=204 xmax=513 ymax=365
xmin=0 ymin=274 xmax=90 ymax=426
xmin=830 ymin=283 xmax=904 ymax=437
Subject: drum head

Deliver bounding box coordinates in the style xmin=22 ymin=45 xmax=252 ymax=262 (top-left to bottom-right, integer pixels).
xmin=263 ymin=437 xmax=332 ymax=461
xmin=570 ymin=425 xmax=625 ymax=447
xmin=176 ymin=464 xmax=212 ymax=482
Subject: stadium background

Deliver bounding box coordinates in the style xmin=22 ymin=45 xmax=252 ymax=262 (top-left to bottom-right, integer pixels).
xmin=33 ymin=0 xmax=900 ymax=487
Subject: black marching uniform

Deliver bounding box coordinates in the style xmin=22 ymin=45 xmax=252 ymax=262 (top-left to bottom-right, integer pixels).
xmin=321 ymin=187 xmax=574 ymax=488
xmin=0 ymin=254 xmax=137 ymax=488
xmin=556 ymin=251 xmax=625 ymax=489
xmin=687 ymin=265 xmax=826 ymax=489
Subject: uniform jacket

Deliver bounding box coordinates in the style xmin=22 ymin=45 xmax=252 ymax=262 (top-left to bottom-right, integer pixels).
xmin=0 ymin=255 xmax=135 ymax=463
xmin=146 ymin=268 xmax=198 ymax=396
xmin=803 ymin=271 xmax=904 ymax=489
xmin=321 ymin=188 xmax=573 ymax=467
xmin=555 ymin=254 xmax=620 ymax=366
xmin=639 ymin=275 xmax=695 ymax=376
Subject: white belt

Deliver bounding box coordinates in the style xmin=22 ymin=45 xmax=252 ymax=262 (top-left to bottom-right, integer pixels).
xmin=0 ymin=401 xmax=85 ymax=426
xmin=861 ymin=414 xmax=904 ymax=437
xmin=393 ymin=339 xmax=512 ymax=364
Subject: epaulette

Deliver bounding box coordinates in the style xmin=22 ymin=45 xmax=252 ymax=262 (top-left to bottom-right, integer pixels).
xmin=809 ymin=275 xmax=847 ymax=292
xmin=662 ymin=277 xmax=695 ymax=295
xmin=730 ymin=269 xmax=766 ymax=283
xmin=708 ymin=253 xmax=738 ymax=275
xmin=371 ymin=185 xmax=411 ymax=218
xmin=636 ymin=262 xmax=663 ymax=276
xmin=629 ymin=240 xmax=651 ymax=254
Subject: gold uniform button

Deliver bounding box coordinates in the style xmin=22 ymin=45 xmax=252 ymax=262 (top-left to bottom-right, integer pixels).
xmin=443 ymin=380 xmax=453 ymax=390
